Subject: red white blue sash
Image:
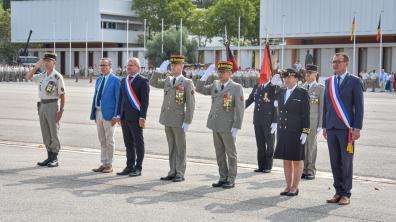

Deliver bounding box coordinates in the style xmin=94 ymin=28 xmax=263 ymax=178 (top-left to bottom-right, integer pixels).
xmin=125 ymin=76 xmax=141 ymax=111
xmin=328 ymin=75 xmax=353 ymax=153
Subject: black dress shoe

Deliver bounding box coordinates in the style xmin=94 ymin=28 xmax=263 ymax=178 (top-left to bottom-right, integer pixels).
xmin=37 ymin=151 xmax=51 ymax=166
xmin=263 ymin=169 xmax=271 ymax=173
xmin=254 ymin=169 xmax=264 ymax=173
xmin=301 ymin=173 xmax=306 ymax=179
xmin=286 ymin=189 xmax=299 ymax=196
xmin=305 ymin=175 xmax=315 ymax=180
xmin=47 ymin=152 xmax=59 ymax=167
xmin=129 ymin=169 xmax=142 ymax=177
xmin=212 ymin=181 xmax=227 ymax=187
xmin=160 ymin=175 xmax=175 ymax=181
xmin=280 ymin=191 xmax=289 ymax=196
xmin=172 ymin=176 xmax=185 ymax=182
xmin=117 ymin=167 xmax=131 ymax=176
xmin=222 ymin=182 xmax=235 ymax=189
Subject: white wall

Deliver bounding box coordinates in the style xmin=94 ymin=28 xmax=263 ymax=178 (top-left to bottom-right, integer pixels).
xmin=260 ymin=0 xmax=396 ymax=38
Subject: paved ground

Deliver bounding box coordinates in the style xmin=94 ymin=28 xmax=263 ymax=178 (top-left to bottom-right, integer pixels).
xmin=1 ymin=79 xmax=396 ymax=221
xmin=1 ymin=141 xmax=396 ymax=222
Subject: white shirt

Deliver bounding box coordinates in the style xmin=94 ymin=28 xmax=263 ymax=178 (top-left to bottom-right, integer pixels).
xmin=32 ymin=69 xmax=65 ymax=100
xmin=171 ymin=74 xmax=182 ymax=84
xmin=336 ymin=71 xmax=348 ymax=86
xmin=284 ymin=84 xmax=298 ymax=104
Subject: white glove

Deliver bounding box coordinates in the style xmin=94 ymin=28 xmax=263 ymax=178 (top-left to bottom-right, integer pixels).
xmin=300 ymin=133 xmax=308 ymax=144
xmin=182 ymin=122 xmax=189 ymax=133
xmin=200 ymin=64 xmax=215 ymax=81
xmin=231 ymin=128 xmax=239 ymax=138
xmin=273 ymin=100 xmax=278 ymax=108
xmin=270 ymin=123 xmax=277 ymax=134
xmin=200 ymin=73 xmax=210 ymax=81
xmin=316 ymin=127 xmax=322 ymax=135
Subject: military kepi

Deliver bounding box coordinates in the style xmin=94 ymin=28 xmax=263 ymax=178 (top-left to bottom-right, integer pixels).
xmin=306 ymin=64 xmax=318 ymax=72
xmin=43 ymin=52 xmax=57 ymax=61
xmin=170 ymin=54 xmax=185 ymax=64
xmin=281 ymin=68 xmax=301 ymax=78
xmin=217 ymin=61 xmax=233 ymax=71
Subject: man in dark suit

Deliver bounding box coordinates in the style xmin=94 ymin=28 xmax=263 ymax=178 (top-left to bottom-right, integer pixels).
xmin=116 ymin=58 xmax=150 ymax=177
xmin=323 ymin=53 xmax=364 ymax=205
xmin=245 ymin=80 xmax=278 ymax=173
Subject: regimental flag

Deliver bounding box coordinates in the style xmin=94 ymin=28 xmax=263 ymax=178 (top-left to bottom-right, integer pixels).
xmin=258 ymin=41 xmax=272 ymax=85
xmin=350 ymin=16 xmax=356 ymax=41
xmin=225 ymin=43 xmax=238 ymax=73
xmin=376 ymin=15 xmax=381 ymax=42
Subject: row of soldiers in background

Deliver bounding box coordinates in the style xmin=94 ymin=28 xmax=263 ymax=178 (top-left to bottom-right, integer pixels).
xmin=358 ymin=69 xmax=396 ymax=92
xmin=0 ymin=64 xmax=35 ymax=82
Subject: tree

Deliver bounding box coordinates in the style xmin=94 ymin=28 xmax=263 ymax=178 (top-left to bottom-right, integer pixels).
xmin=132 ymin=0 xmax=169 ymax=37
xmin=165 ymin=0 xmax=196 ymax=28
xmin=0 ymin=5 xmax=20 ymax=63
xmin=189 ymin=8 xmax=213 ymax=47
xmin=207 ymin=0 xmax=256 ymax=44
xmin=146 ymin=27 xmax=198 ymax=67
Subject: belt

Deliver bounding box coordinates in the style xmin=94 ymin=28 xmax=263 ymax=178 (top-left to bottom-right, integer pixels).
xmin=40 ymin=99 xmax=58 ymax=104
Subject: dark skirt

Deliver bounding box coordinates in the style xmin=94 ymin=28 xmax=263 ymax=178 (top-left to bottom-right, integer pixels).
xmin=274 ymin=131 xmax=305 ymax=161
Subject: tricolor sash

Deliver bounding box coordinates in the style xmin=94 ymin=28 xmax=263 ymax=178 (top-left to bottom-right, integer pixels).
xmin=125 ymin=76 xmax=141 ymax=111
xmin=328 ymin=75 xmax=353 ymax=154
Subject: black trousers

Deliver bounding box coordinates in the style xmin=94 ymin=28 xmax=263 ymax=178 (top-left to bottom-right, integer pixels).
xmin=121 ymin=120 xmax=144 ymax=171
xmin=327 ymin=129 xmax=354 ymax=197
xmin=254 ymin=124 xmax=274 ymax=170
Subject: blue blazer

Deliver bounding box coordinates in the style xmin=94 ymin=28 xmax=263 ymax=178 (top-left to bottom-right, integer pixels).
xmin=322 ymin=73 xmax=364 ymax=130
xmin=90 ymin=73 xmax=121 ymax=121
xmin=117 ymin=74 xmax=150 ymax=122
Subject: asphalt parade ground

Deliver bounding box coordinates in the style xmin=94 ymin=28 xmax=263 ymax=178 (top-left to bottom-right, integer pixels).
xmin=1 ymin=79 xmax=396 ymax=221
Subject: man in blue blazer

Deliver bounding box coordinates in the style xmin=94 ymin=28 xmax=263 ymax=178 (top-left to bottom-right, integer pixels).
xmin=323 ymin=53 xmax=364 ymax=205
xmin=116 ymin=58 xmax=150 ymax=177
xmin=90 ymin=58 xmax=121 ymax=173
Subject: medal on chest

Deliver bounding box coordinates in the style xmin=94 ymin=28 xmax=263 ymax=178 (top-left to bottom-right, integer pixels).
xmin=223 ymin=93 xmax=232 ymax=112
xmin=175 ymin=85 xmax=185 ymax=105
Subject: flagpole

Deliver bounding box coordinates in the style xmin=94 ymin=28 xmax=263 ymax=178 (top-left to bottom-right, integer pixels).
xmin=180 ymin=18 xmax=183 ymax=55
xmin=85 ymin=21 xmax=88 ymax=78
xmin=352 ymin=13 xmax=357 ymax=76
xmin=161 ymin=18 xmax=164 ymax=54
xmin=379 ymin=11 xmax=383 ymax=75
xmin=281 ymin=14 xmax=285 ymax=70
xmin=126 ymin=19 xmax=129 ymax=58
xmin=101 ymin=21 xmax=104 ymax=57
xmin=53 ymin=22 xmax=56 ymax=54
xmin=69 ymin=21 xmax=72 ymax=78
xmin=259 ymin=38 xmax=262 ymax=69
xmin=238 ymin=16 xmax=241 ymax=66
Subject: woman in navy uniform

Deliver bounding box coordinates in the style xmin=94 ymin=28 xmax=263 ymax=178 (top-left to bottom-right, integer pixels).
xmin=274 ymin=68 xmax=310 ymax=196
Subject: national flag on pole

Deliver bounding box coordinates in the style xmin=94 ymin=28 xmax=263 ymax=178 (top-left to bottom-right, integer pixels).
xmin=350 ymin=16 xmax=356 ymax=41
xmin=226 ymin=44 xmax=238 ymax=73
xmin=258 ymin=42 xmax=272 ymax=85
xmin=376 ymin=15 xmax=381 ymax=42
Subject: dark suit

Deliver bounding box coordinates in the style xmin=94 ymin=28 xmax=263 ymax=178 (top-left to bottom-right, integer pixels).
xmin=274 ymin=86 xmax=310 ymax=161
xmin=118 ymin=74 xmax=150 ymax=171
xmin=323 ymin=73 xmax=364 ymax=198
xmin=245 ymin=83 xmax=277 ymax=170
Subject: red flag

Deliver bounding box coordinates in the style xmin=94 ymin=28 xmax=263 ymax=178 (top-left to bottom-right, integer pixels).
xmin=258 ymin=42 xmax=272 ymax=85
xmin=226 ymin=44 xmax=238 ymax=73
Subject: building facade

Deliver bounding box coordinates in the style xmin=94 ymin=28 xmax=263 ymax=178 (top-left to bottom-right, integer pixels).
xmin=11 ymin=0 xmax=145 ymax=75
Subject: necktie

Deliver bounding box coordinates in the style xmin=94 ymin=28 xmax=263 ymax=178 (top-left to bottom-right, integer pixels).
xmin=173 ymin=78 xmax=176 ymax=86
xmin=96 ymin=77 xmax=105 ymax=107
xmin=337 ymin=76 xmax=342 ymax=88
xmin=221 ymin=84 xmax=224 ymax=91
xmin=307 ymin=84 xmax=310 ymax=90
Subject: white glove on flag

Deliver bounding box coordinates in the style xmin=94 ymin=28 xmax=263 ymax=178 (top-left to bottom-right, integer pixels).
xmin=316 ymin=127 xmax=322 ymax=135
xmin=200 ymin=64 xmax=215 ymax=81
xmin=231 ymin=128 xmax=239 ymax=138
xmin=182 ymin=122 xmax=189 ymax=133
xmin=300 ymin=133 xmax=308 ymax=144
xmin=155 ymin=60 xmax=170 ymax=73
xmin=270 ymin=123 xmax=277 ymax=134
